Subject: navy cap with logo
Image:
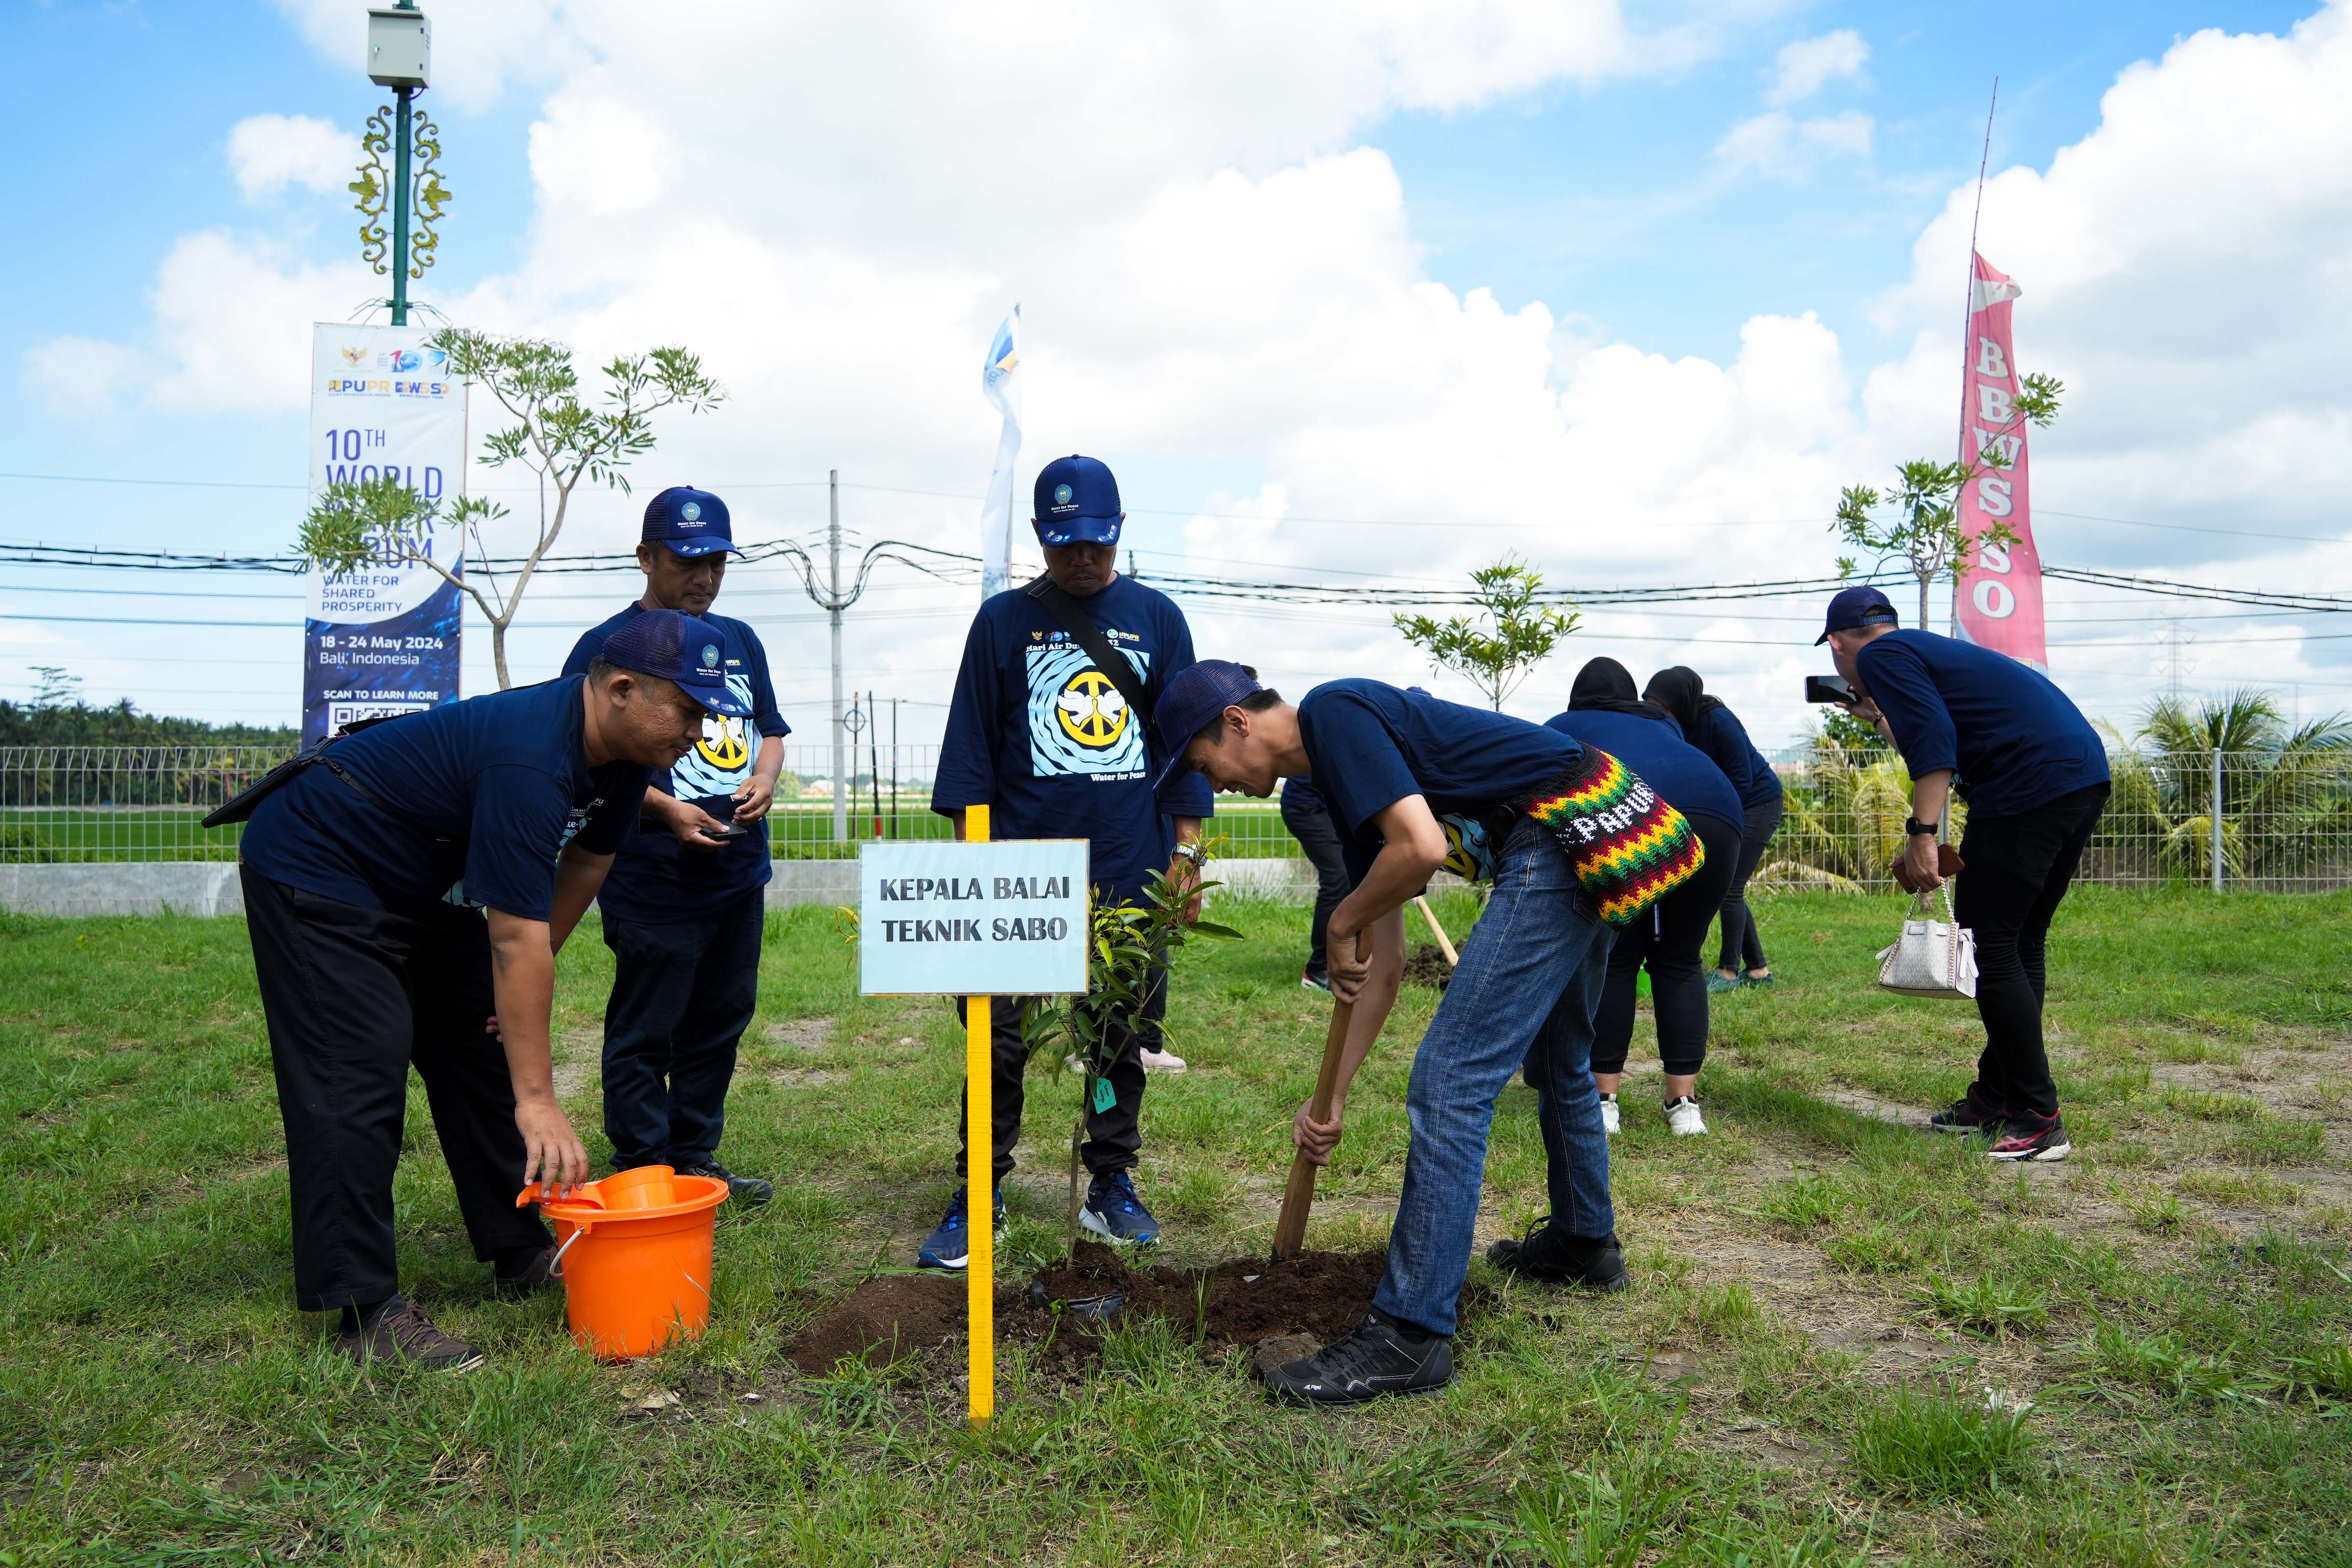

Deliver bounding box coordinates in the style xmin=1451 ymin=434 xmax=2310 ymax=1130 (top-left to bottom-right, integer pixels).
xmin=1149 ymin=659 xmax=1264 ymax=791
xmin=1816 ymin=585 xmax=1900 ymax=645
xmin=642 ymin=485 xmax=743 ymax=559
xmin=1033 ymin=455 xmax=1122 ymax=547
xmin=597 ymin=607 xmax=751 ymax=718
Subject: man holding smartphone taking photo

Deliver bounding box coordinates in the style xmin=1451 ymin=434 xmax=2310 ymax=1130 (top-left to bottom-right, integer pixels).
xmin=1815 ymin=586 xmax=2109 ymax=1163
xmin=564 ymin=486 xmax=791 ymax=1203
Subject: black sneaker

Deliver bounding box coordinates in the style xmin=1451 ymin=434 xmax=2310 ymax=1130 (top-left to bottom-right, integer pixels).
xmin=1080 ymin=1169 xmax=1162 ymax=1246
xmin=677 ymin=1161 xmax=772 ymax=1206
xmin=1986 ymin=1112 xmax=2071 ymax=1163
xmin=1265 ymin=1310 xmax=1454 ymax=1406
xmin=1486 ymin=1221 xmax=1628 ymax=1291
xmin=917 ymin=1184 xmax=1006 ymax=1271
xmin=1929 ymin=1086 xmax=2007 ymax=1135
xmin=334 ymin=1297 xmax=484 ymax=1373
xmin=493 ymin=1244 xmax=559 ymax=1301
xmin=1301 ymin=968 xmax=1331 ymax=994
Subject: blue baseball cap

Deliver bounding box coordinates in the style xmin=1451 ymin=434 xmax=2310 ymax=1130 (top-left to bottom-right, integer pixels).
xmin=642 ymin=485 xmax=742 ymax=559
xmin=598 ymin=607 xmax=751 ymax=718
xmin=1817 ymin=585 xmax=1900 ymax=645
xmin=1149 ymin=659 xmax=1264 ymax=791
xmin=1034 ymin=455 xmax=1122 ymax=547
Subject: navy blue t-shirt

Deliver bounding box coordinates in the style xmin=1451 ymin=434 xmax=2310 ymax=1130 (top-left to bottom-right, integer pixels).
xmin=1281 ymin=776 xmax=1321 ymax=811
xmin=562 ymin=604 xmax=791 ymax=924
xmin=1545 ymin=708 xmax=1743 ymax=831
xmin=1855 ymin=629 xmax=2110 ymax=816
xmin=241 ymin=677 xmax=651 ymax=921
xmin=933 ymin=575 xmax=1215 ymax=905
xmin=1686 ymin=705 xmax=1783 ymax=816
xmin=1296 ymin=680 xmax=1584 ymax=880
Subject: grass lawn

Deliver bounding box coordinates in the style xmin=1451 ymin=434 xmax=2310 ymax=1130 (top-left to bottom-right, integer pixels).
xmin=2 ymin=887 xmax=2348 ymax=1565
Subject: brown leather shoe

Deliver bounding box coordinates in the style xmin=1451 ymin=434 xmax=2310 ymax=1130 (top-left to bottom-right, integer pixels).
xmin=335 ymin=1298 xmax=484 ymax=1372
xmin=494 ymin=1244 xmax=560 ymax=1301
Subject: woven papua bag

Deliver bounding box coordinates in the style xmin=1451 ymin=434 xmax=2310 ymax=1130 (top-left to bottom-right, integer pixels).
xmin=1517 ymin=748 xmax=1706 ymax=926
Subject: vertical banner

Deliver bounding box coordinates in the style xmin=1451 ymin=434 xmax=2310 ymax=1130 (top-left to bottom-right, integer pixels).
xmin=977 ymin=305 xmax=1022 ymax=602
xmin=303 ymin=323 xmax=468 ymax=744
xmin=1953 ymin=253 xmax=2049 ymax=669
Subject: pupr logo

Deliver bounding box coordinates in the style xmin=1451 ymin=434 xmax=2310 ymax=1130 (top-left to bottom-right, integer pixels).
xmin=1053 ymin=483 xmax=1073 ymax=505
xmin=680 ymin=500 xmax=703 ymax=524
xmin=701 ymin=643 xmax=721 ymax=668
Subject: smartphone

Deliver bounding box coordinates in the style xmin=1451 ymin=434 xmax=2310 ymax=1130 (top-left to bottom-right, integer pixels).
xmin=1804 ymin=674 xmax=1856 ymax=704
xmin=698 ymin=822 xmax=745 ymax=841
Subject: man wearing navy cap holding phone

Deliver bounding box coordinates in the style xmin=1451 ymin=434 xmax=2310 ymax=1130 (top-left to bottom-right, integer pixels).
xmin=919 ymin=455 xmax=1214 ymax=1271
xmin=1817 ymin=585 xmax=2109 ymax=1163
xmin=564 ymin=486 xmax=790 ymax=1207
xmin=235 ymin=608 xmax=744 ymax=1370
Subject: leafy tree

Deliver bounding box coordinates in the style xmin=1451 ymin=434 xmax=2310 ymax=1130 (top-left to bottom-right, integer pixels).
xmin=1018 ymin=860 xmax=1238 ymax=1253
xmin=1393 ymin=556 xmax=1579 ymax=710
xmin=27 ymin=667 xmax=82 ymax=709
xmin=295 ymin=328 xmax=723 ymax=689
xmin=1833 ymin=372 xmax=2062 ymax=629
xmin=2103 ymin=689 xmax=2352 ymax=884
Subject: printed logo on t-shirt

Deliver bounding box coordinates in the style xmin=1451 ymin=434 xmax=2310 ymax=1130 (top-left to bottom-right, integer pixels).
xmin=672 ymin=672 xmax=758 ymax=797
xmin=1026 ymin=640 xmax=1149 ymax=779
xmin=1438 ymin=813 xmax=1496 ymax=883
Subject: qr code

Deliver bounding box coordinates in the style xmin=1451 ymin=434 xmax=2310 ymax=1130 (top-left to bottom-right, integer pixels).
xmin=329 ymin=700 xmax=427 ymax=731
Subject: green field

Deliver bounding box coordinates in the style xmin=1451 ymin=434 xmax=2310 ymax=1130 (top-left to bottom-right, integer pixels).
xmin=3 ymin=888 xmax=2348 ymax=1564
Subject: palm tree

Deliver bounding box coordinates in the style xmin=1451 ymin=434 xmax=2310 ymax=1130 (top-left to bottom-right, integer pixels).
xmin=1770 ymin=732 xmax=1968 ymax=890
xmin=2113 ymin=690 xmax=2352 ymax=886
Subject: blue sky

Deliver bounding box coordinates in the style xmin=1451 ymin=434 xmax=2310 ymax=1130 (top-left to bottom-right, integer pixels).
xmin=2 ymin=2 xmax=2342 ymax=741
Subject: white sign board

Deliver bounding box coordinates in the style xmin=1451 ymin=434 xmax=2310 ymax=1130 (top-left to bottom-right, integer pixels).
xmin=859 ymin=840 xmax=1090 ymax=996
xmin=303 ymin=323 xmax=468 ymax=744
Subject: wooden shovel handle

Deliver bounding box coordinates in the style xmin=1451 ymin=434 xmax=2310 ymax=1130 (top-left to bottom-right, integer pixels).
xmin=1272 ymin=996 xmax=1354 ymax=1260
xmin=1414 ymin=895 xmax=1458 ymax=966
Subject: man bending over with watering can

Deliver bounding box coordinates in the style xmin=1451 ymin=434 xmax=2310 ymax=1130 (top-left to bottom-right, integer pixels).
xmin=1159 ymin=663 xmax=1703 ymax=1405
xmin=226 ymin=610 xmax=746 ymax=1370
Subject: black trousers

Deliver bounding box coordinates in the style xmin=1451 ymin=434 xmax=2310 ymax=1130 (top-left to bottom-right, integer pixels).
xmin=1953 ymin=782 xmax=2109 ymax=1120
xmin=953 ymin=967 xmax=1164 ymax=1186
xmin=240 ymin=868 xmax=548 ymax=1312
xmin=1716 ymin=793 xmax=1783 ymax=973
xmin=1592 ymin=812 xmax=1742 ymax=1077
xmin=1282 ymin=791 xmax=1353 ymax=979
xmin=599 ymin=886 xmax=763 ymax=1169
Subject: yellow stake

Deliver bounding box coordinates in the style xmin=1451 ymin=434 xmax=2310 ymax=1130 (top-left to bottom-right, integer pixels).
xmin=965 ymin=803 xmax=994 ymax=1424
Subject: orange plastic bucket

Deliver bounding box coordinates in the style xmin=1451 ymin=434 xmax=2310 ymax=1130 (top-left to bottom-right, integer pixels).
xmin=518 ymin=1169 xmax=728 ymax=1359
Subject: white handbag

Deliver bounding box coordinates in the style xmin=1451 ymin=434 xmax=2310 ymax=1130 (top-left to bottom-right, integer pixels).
xmin=1876 ymin=886 xmax=1978 ymax=1000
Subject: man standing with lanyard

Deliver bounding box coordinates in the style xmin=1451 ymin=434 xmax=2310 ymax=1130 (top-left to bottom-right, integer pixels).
xmin=919 ymin=454 xmax=1214 ymax=1271
xmin=232 ymin=609 xmax=745 ymax=1369
xmin=564 ymin=486 xmax=790 ymax=1205
xmin=1163 ymin=663 xmax=1702 ymax=1404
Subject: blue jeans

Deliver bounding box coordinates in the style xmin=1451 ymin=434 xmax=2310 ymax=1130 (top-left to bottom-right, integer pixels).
xmin=1372 ymin=818 xmax=1614 ymax=1337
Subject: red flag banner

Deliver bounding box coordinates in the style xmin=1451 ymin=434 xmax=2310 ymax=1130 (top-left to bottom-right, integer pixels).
xmin=1954 ymin=252 xmax=2048 ymax=669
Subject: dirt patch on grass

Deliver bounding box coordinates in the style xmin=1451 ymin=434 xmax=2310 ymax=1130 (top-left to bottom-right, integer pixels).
xmin=1402 ymin=945 xmax=1455 ymax=989
xmin=785 ymin=1243 xmax=1395 ymax=1379
xmin=766 ymin=1017 xmax=836 ymax=1051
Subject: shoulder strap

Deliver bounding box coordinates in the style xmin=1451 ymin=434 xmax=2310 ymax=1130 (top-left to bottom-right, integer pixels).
xmin=1023 ymin=574 xmax=1159 ymax=745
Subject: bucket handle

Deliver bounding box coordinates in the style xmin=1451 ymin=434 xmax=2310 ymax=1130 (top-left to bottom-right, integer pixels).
xmin=548 ymin=1224 xmax=591 ymax=1280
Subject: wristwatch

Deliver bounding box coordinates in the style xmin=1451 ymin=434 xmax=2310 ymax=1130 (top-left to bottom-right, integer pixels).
xmin=1172 ymin=841 xmax=1207 ymax=867
xmin=1904 ymin=816 xmax=1940 ymax=839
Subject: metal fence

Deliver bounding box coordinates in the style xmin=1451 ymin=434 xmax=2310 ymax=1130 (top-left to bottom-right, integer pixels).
xmin=5 ymin=743 xmax=2349 ymax=890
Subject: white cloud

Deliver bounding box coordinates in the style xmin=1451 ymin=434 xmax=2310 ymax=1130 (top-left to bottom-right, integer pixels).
xmin=22 ymin=335 xmax=140 ymax=415
xmin=226 ymin=113 xmax=360 ymax=201
xmin=1714 ymin=109 xmax=1874 ymax=181
xmin=1763 ymin=29 xmax=1870 ymax=106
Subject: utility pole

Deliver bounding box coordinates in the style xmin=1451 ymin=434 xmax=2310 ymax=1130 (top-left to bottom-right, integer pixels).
xmin=829 ymin=469 xmax=846 ymax=843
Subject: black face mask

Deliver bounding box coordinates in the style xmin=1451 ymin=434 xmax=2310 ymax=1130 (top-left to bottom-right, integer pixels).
xmin=1568 ymin=657 xmax=1674 ymax=722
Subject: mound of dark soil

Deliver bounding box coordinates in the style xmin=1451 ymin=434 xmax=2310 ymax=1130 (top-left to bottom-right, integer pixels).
xmin=785 ymin=1243 xmax=1396 ymax=1379
xmin=1403 ymin=943 xmax=1455 ymax=989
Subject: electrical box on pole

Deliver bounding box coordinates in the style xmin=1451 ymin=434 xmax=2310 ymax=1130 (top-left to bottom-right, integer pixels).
xmin=367 ymin=8 xmax=432 ymax=88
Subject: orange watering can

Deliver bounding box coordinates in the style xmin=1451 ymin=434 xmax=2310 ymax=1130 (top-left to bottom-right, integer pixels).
xmin=518 ymin=1166 xmax=728 ymax=1360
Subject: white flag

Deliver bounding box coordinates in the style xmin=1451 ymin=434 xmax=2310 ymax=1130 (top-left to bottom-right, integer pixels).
xmin=977 ymin=306 xmax=1022 ymax=600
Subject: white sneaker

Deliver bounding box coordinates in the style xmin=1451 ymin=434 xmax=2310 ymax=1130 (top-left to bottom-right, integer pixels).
xmin=1599 ymin=1093 xmax=1621 ymax=1136
xmin=1140 ymin=1047 xmax=1188 ymax=1074
xmin=1663 ymin=1096 xmax=1707 ymax=1136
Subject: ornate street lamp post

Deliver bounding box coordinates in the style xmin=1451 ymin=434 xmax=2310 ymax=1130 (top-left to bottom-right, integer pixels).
xmin=353 ymin=3 xmax=448 ymax=325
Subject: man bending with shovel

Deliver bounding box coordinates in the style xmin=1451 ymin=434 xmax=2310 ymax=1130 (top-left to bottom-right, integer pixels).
xmin=1159 ymin=662 xmax=1701 ymax=1404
